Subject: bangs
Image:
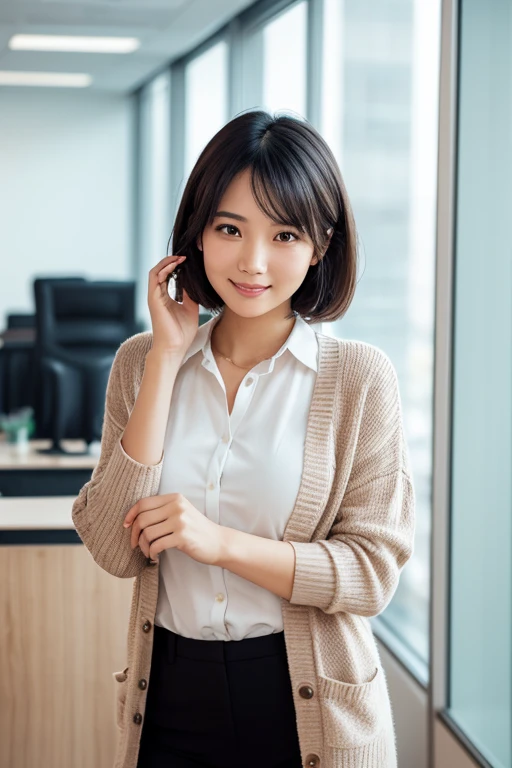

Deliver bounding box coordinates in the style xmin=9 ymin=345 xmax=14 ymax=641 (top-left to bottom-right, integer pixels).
xmin=249 ymin=154 xmax=329 ymax=253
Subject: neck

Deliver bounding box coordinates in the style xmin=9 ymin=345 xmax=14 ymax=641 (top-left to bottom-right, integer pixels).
xmin=211 ymin=304 xmax=297 ymax=367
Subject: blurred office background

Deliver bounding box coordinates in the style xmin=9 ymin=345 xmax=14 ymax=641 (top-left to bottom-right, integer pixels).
xmin=0 ymin=0 xmax=510 ymax=767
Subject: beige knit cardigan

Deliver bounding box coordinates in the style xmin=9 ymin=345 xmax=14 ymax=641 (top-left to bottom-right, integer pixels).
xmin=72 ymin=328 xmax=416 ymax=768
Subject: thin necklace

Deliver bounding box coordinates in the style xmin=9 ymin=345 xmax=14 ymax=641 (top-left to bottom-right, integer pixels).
xmin=211 ymin=339 xmax=271 ymax=370
xmin=210 ymin=314 xmax=297 ymax=370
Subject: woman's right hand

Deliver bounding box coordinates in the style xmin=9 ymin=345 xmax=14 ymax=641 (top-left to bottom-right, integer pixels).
xmin=148 ymin=255 xmax=200 ymax=359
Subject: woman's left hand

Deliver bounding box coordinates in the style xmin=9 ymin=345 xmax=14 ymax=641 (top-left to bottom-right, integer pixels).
xmin=123 ymin=493 xmax=224 ymax=565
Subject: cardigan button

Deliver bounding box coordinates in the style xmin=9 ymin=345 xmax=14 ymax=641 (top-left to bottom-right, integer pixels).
xmin=142 ymin=620 xmax=152 ymax=633
xmin=299 ymin=685 xmax=314 ymax=699
xmin=138 ymin=679 xmax=147 ymax=690
xmin=133 ymin=713 xmax=143 ymax=725
xmin=306 ymin=754 xmax=320 ymax=767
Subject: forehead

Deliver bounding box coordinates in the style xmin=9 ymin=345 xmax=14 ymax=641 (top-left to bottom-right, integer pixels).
xmin=216 ymin=168 xmax=288 ymax=225
xmin=218 ymin=168 xmax=253 ymax=204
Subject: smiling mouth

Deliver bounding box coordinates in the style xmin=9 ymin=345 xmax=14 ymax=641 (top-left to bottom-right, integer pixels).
xmin=230 ymin=280 xmax=270 ymax=291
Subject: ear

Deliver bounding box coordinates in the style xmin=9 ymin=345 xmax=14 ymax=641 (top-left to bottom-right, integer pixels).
xmin=196 ymin=236 xmax=203 ymax=252
xmin=311 ymin=227 xmax=334 ymax=266
xmin=322 ymin=227 xmax=334 ymax=256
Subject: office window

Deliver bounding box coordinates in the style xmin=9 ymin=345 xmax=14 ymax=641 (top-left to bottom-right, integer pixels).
xmin=137 ymin=71 xmax=172 ymax=327
xmin=241 ymin=0 xmax=308 ymax=118
xmin=320 ymin=0 xmax=442 ymax=677
xmin=262 ymin=1 xmax=307 ymax=117
xmin=449 ymin=0 xmax=512 ymax=764
xmin=184 ymin=41 xmax=229 ymax=181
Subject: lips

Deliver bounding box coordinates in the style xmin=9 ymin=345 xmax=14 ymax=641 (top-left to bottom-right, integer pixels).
xmin=232 ymin=281 xmax=270 ymax=290
xmin=230 ymin=280 xmax=270 ymax=296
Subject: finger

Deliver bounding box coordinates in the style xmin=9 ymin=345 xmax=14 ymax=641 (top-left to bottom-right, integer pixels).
xmin=157 ymin=257 xmax=186 ymax=274
xmin=124 ymin=495 xmax=170 ymax=526
xmin=148 ymin=532 xmax=178 ymax=560
xmin=130 ymin=507 xmax=170 ymax=549
xmin=135 ymin=520 xmax=174 ymax=552
xmin=149 ymin=255 xmax=184 ymax=274
xmin=157 ymin=258 xmax=186 ymax=283
xmin=151 ymin=262 xmax=185 ymax=296
xmin=138 ymin=536 xmax=150 ymax=558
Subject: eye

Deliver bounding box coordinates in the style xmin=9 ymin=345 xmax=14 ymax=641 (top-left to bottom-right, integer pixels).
xmin=215 ymin=224 xmax=300 ymax=242
xmin=215 ymin=224 xmax=241 ymax=237
xmin=275 ymin=231 xmax=300 ymax=243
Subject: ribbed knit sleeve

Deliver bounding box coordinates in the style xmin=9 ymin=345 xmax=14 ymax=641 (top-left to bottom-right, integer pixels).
xmin=288 ymin=349 xmax=416 ymax=617
xmin=71 ymin=334 xmax=165 ymax=579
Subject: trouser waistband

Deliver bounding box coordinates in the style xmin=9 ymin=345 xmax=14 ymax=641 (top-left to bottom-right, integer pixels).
xmin=154 ymin=623 xmax=287 ymax=663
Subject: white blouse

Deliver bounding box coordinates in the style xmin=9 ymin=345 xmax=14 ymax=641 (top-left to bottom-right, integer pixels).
xmin=154 ymin=311 xmax=319 ymax=641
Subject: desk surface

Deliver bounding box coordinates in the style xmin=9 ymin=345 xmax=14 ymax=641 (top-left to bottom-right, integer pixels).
xmin=0 ymin=436 xmax=98 ymax=470
xmin=0 ymin=496 xmax=76 ymax=530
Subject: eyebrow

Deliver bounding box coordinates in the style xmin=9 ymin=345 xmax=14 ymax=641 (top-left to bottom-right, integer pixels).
xmin=213 ymin=210 xmax=297 ymax=227
xmin=213 ymin=210 xmax=248 ymax=222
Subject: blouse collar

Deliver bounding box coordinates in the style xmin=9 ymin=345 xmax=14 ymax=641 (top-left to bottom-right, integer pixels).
xmin=181 ymin=311 xmax=318 ymax=374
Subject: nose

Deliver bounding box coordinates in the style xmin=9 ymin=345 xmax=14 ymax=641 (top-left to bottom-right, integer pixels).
xmin=238 ymin=238 xmax=269 ymax=275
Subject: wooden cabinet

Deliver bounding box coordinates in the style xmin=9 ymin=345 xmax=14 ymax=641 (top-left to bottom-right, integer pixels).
xmin=0 ymin=498 xmax=134 ymax=768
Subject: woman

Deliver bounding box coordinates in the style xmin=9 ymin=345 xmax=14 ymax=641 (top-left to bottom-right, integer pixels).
xmin=72 ymin=110 xmax=415 ymax=768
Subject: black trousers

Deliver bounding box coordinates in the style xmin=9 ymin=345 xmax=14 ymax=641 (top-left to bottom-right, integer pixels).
xmin=136 ymin=623 xmax=303 ymax=768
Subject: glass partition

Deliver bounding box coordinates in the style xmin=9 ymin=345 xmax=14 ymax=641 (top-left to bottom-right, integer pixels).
xmin=320 ymin=0 xmax=441 ymax=675
xmin=137 ymin=71 xmax=172 ymax=327
xmin=449 ymin=0 xmax=512 ymax=764
xmin=241 ymin=0 xmax=308 ymax=118
xmin=184 ymin=40 xmax=229 ymax=181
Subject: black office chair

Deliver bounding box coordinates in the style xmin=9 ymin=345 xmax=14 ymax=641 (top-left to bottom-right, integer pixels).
xmin=0 ymin=280 xmax=85 ymax=416
xmin=33 ymin=278 xmax=137 ymax=455
xmin=0 ymin=314 xmax=37 ymax=415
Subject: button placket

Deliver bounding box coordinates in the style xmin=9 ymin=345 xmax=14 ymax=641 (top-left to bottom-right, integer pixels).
xmin=226 ymin=372 xmax=258 ymax=435
xmin=134 ymin=617 xmax=156 ymax=726
xmin=211 ymin=569 xmax=228 ymax=633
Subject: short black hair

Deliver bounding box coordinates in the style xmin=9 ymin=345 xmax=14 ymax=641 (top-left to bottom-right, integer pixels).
xmin=168 ymin=109 xmax=359 ymax=323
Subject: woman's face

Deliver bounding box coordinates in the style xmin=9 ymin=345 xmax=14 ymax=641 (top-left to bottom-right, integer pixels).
xmin=198 ymin=168 xmax=319 ymax=318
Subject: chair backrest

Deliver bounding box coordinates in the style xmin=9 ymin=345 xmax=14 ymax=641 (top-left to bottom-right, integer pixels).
xmin=33 ymin=278 xmax=137 ymax=354
xmin=31 ymin=278 xmax=137 ymax=447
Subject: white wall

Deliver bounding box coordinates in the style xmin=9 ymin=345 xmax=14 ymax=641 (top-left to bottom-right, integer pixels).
xmin=0 ymin=89 xmax=136 ymax=328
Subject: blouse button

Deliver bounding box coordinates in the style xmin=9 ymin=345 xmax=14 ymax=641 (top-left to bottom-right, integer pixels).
xmin=215 ymin=593 xmax=225 ymax=602
xmin=222 ymin=434 xmax=229 ymax=443
xmin=208 ymin=482 xmax=215 ymax=490
xmin=245 ymin=377 xmax=253 ymax=386
xmin=299 ymin=685 xmax=314 ymax=699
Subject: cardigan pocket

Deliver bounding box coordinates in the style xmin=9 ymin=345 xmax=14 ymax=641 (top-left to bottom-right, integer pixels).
xmin=317 ymin=664 xmax=386 ymax=748
xmin=112 ymin=666 xmax=129 ymax=730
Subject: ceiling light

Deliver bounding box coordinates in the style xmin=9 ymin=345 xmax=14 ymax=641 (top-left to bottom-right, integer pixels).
xmin=0 ymin=71 xmax=92 ymax=87
xmin=9 ymin=35 xmax=140 ymax=54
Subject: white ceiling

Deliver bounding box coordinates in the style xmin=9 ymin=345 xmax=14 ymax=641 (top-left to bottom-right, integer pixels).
xmin=0 ymin=0 xmax=256 ymax=92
